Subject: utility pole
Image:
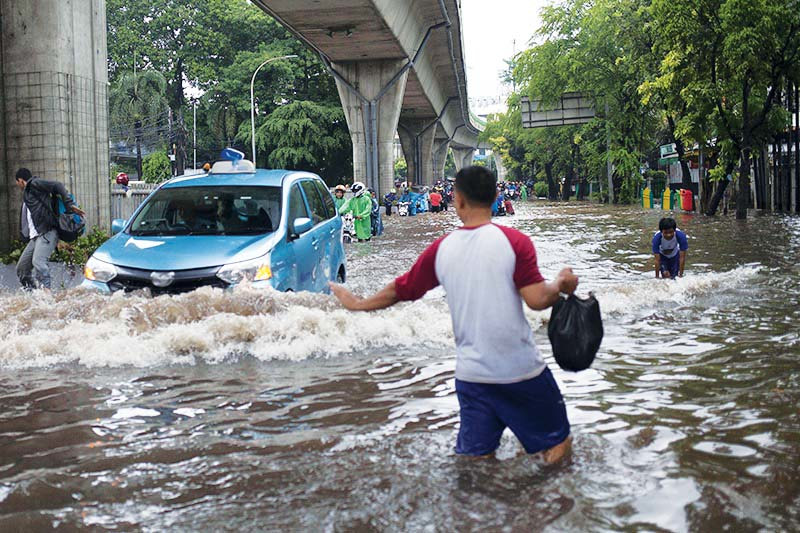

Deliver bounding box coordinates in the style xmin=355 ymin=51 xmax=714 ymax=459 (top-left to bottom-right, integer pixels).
xmin=192 ymin=99 xmax=197 ymax=172
xmin=605 ymin=99 xmax=614 ymax=203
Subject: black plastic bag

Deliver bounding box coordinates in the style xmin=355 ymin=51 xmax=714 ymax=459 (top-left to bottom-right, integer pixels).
xmin=547 ymin=293 xmax=603 ymax=371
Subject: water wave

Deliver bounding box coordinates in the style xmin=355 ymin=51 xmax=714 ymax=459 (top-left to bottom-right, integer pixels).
xmin=0 ymin=265 xmax=761 ymax=369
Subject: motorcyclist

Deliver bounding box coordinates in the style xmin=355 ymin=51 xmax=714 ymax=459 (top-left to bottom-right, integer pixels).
xmin=333 ymin=184 xmax=348 ymax=211
xmin=338 ymin=182 xmax=372 ymax=241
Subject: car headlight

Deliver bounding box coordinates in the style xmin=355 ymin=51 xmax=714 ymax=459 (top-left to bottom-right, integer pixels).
xmin=216 ymin=254 xmax=272 ymax=285
xmin=84 ymin=256 xmax=118 ymax=282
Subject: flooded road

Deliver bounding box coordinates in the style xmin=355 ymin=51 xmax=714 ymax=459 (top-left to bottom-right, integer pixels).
xmin=1 ymin=202 xmax=798 ymax=531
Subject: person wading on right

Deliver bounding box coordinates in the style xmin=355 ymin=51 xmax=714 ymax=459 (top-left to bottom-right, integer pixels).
xmin=652 ymin=217 xmax=688 ymax=279
xmin=15 ymin=168 xmax=85 ymax=290
xmin=330 ymin=165 xmax=578 ymax=462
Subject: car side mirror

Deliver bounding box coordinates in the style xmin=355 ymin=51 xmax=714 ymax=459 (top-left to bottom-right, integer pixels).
xmin=111 ymin=218 xmax=126 ymax=235
xmin=291 ymin=217 xmax=313 ymax=239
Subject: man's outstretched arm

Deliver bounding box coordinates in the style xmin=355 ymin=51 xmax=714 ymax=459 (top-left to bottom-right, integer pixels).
xmin=329 ymin=281 xmax=399 ymax=311
xmin=519 ymin=267 xmax=578 ymax=310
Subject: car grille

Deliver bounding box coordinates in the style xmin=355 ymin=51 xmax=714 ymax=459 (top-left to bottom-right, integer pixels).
xmin=107 ymin=265 xmax=229 ymax=295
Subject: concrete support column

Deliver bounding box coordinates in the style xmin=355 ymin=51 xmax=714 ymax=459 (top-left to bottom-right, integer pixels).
xmin=494 ymin=152 xmax=507 ymax=181
xmin=397 ymin=119 xmax=436 ymax=186
xmin=452 ymin=147 xmax=474 ymax=173
xmin=332 ymin=60 xmax=408 ymax=196
xmin=430 ymin=140 xmax=450 ymax=184
xmin=1 ymin=0 xmax=110 ymax=251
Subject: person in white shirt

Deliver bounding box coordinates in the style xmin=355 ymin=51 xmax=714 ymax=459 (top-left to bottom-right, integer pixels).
xmin=330 ymin=166 xmax=578 ymax=463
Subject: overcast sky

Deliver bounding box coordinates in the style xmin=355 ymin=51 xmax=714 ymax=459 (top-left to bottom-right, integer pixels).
xmin=461 ymin=0 xmax=548 ymax=100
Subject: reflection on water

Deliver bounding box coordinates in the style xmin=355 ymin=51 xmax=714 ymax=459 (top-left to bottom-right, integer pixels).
xmin=0 ymin=202 xmax=798 ymax=531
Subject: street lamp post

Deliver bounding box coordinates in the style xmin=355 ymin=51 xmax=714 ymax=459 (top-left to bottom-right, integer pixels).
xmin=250 ymin=54 xmax=298 ymax=164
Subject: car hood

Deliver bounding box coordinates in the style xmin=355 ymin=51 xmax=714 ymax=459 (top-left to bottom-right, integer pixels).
xmin=94 ymin=233 xmax=278 ymax=271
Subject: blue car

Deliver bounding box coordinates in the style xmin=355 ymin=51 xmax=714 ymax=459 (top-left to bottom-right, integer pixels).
xmin=82 ymin=161 xmax=346 ymax=295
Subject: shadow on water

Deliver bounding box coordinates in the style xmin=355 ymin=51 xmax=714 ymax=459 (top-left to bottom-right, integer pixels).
xmin=0 ymin=202 xmax=798 ymax=530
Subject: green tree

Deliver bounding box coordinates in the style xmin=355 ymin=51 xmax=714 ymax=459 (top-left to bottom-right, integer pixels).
xmin=512 ymin=0 xmax=662 ymax=204
xmin=108 ymin=0 xmax=353 ymax=178
xmin=650 ymin=0 xmax=800 ymax=218
xmin=109 ymin=71 xmax=169 ymax=179
xmin=394 ymin=158 xmax=408 ymax=180
xmin=141 ymin=151 xmax=172 ymax=183
xmin=241 ymin=101 xmax=351 ymax=184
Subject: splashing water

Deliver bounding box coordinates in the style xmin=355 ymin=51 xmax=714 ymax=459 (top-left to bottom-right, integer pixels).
xmin=0 ymin=202 xmax=798 ymax=531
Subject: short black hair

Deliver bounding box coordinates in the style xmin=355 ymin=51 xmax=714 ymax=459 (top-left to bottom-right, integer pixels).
xmin=454 ymin=166 xmax=496 ymax=207
xmin=16 ymin=168 xmax=32 ymax=182
xmin=659 ymin=217 xmax=677 ymax=231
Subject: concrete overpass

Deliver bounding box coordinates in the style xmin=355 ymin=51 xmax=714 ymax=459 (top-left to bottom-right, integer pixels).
xmin=0 ymin=0 xmax=480 ymax=251
xmin=251 ymin=0 xmax=481 ymax=194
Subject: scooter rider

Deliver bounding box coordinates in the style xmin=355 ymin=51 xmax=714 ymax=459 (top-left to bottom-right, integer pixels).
xmin=338 ymin=182 xmax=372 ymax=241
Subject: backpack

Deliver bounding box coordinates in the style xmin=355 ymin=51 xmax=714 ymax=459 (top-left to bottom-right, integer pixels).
xmin=51 ymin=193 xmax=86 ymax=242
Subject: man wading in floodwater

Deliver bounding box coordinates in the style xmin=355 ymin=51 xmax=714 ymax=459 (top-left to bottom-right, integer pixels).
xmin=652 ymin=217 xmax=688 ymax=279
xmin=330 ymin=166 xmax=578 ymax=463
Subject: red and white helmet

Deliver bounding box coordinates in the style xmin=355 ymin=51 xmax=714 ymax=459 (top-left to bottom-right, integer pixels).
xmin=115 ymin=172 xmax=129 ymax=186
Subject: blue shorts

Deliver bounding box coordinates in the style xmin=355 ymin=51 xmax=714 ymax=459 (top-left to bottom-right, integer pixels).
xmin=455 ymin=368 xmax=570 ymax=456
xmin=659 ymin=253 xmax=679 ymax=278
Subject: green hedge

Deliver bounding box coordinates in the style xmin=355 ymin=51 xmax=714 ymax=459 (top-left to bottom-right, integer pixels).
xmin=1 ymin=227 xmax=110 ymax=268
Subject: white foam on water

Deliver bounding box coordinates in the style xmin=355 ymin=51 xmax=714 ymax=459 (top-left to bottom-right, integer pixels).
xmin=0 ymin=284 xmax=454 ymax=369
xmin=0 ymin=265 xmax=761 ymax=369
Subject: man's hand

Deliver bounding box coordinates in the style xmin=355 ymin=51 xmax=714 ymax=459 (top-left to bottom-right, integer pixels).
xmin=329 ymin=282 xmax=363 ymax=310
xmin=329 ymin=280 xmax=399 ymax=311
xmin=556 ymin=267 xmax=578 ymax=295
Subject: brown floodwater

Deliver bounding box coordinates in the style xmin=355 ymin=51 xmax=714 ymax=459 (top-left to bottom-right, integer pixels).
xmin=0 ymin=202 xmax=798 ymax=531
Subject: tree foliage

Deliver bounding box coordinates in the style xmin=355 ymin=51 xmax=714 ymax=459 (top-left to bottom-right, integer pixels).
xmin=108 ymin=70 xmax=169 ymax=179
xmin=481 ymin=0 xmax=800 ymax=215
xmin=107 ymin=0 xmax=352 ymax=177
xmin=242 ymin=101 xmax=352 ymax=184
xmin=142 ymin=151 xmax=172 ymax=184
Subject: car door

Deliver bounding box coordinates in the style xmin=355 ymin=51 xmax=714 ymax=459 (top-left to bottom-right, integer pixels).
xmin=286 ymin=183 xmax=316 ymax=291
xmin=299 ymin=180 xmax=331 ymax=292
xmin=312 ymin=179 xmax=343 ymax=282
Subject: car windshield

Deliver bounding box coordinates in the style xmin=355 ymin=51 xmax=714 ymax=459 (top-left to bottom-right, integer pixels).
xmin=128 ymin=186 xmax=281 ymax=236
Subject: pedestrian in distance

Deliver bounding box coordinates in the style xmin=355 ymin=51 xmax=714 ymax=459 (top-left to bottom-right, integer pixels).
xmin=330 ymin=165 xmax=578 ymax=463
xmin=367 ymin=188 xmax=383 ymax=237
xmin=383 ymin=189 xmax=397 ymax=216
xmin=429 ymin=188 xmax=443 ymax=213
xmin=15 ymin=168 xmax=85 ymax=290
xmin=653 ymin=217 xmax=688 ymax=279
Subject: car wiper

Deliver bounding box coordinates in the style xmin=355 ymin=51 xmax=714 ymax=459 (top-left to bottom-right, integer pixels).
xmin=130 ymin=229 xmax=165 ymax=236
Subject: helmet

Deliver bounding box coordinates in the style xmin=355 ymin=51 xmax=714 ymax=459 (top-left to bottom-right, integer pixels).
xmin=351 ymin=181 xmax=366 ymax=197
xmin=334 ymin=184 xmax=346 ymax=193
xmin=202 ymin=163 xmax=211 ymax=171
xmin=115 ymin=172 xmax=129 ymax=186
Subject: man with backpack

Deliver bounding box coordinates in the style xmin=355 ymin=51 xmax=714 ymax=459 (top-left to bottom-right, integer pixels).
xmin=15 ymin=168 xmax=85 ymax=290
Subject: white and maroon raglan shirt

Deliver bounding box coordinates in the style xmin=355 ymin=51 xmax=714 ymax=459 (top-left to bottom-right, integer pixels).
xmin=395 ymin=223 xmax=547 ymax=384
